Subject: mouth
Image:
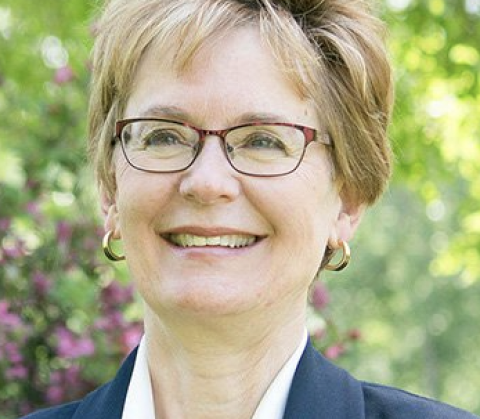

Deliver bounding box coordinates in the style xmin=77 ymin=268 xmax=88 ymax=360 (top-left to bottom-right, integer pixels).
xmin=163 ymin=233 xmax=259 ymax=249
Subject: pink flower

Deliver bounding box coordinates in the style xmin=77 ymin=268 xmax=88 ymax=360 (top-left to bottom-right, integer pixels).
xmin=0 ymin=300 xmax=22 ymax=329
xmin=64 ymin=365 xmax=81 ymax=386
xmin=0 ymin=217 xmax=11 ymax=231
xmin=56 ymin=221 xmax=73 ymax=245
xmin=6 ymin=365 xmax=28 ymax=380
xmin=25 ymin=201 xmax=40 ymax=217
xmin=54 ymin=65 xmax=75 ymax=84
xmin=93 ymin=317 xmax=110 ymax=331
xmin=4 ymin=342 xmax=23 ymax=363
xmin=101 ymin=282 xmax=134 ymax=307
xmin=311 ymin=281 xmax=330 ymax=311
xmin=33 ymin=271 xmax=52 ymax=296
xmin=56 ymin=327 xmax=95 ymax=359
xmin=3 ymin=241 xmax=25 ymax=259
xmin=46 ymin=385 xmax=64 ymax=404
xmin=94 ymin=310 xmax=123 ymax=331
xmin=324 ymin=344 xmax=345 ymax=360
xmin=120 ymin=323 xmax=144 ymax=354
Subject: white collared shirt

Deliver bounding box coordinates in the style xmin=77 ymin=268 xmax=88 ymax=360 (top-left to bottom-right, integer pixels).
xmin=122 ymin=330 xmax=308 ymax=419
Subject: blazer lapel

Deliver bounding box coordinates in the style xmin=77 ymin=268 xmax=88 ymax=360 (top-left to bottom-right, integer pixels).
xmin=283 ymin=341 xmax=365 ymax=419
xmin=67 ymin=341 xmax=366 ymax=419
xmin=72 ymin=348 xmax=138 ymax=419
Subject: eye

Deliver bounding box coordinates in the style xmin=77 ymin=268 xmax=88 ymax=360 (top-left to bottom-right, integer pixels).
xmin=142 ymin=129 xmax=185 ymax=148
xmin=242 ymin=133 xmax=286 ymax=151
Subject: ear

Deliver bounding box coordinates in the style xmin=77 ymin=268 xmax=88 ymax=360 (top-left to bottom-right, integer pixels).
xmin=100 ymin=185 xmax=121 ymax=239
xmin=328 ymin=199 xmax=366 ymax=250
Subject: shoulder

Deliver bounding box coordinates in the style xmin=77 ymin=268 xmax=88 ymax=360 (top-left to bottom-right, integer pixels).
xmin=15 ymin=347 xmax=138 ymax=419
xmin=16 ymin=379 xmax=114 ymax=419
xmin=361 ymin=381 xmax=479 ymax=419
xmin=290 ymin=342 xmax=479 ymax=419
xmin=17 ymin=402 xmax=80 ymax=419
xmin=16 ymin=377 xmax=121 ymax=419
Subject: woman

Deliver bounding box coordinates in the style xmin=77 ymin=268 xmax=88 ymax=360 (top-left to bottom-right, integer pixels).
xmin=22 ymin=0 xmax=478 ymax=418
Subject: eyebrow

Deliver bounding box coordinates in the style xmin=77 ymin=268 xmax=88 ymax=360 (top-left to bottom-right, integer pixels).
xmin=136 ymin=105 xmax=291 ymax=126
xmin=235 ymin=112 xmax=288 ymax=124
xmin=138 ymin=105 xmax=189 ymax=120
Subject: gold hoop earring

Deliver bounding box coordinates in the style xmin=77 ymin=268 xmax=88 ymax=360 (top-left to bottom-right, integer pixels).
xmin=102 ymin=230 xmax=125 ymax=261
xmin=325 ymin=240 xmax=350 ymax=271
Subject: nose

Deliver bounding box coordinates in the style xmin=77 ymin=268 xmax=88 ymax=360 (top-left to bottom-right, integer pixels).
xmin=178 ymin=136 xmax=241 ymax=205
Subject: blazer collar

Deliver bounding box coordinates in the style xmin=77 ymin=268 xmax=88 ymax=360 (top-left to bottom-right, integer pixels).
xmin=72 ymin=348 xmax=138 ymax=419
xmin=70 ymin=340 xmax=365 ymax=419
xmin=283 ymin=340 xmax=365 ymax=419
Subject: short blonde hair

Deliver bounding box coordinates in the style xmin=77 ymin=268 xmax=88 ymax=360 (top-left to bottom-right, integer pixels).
xmin=88 ymin=0 xmax=394 ymax=206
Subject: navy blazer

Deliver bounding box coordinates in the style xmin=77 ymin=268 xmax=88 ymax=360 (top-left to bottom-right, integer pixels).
xmin=21 ymin=341 xmax=478 ymax=419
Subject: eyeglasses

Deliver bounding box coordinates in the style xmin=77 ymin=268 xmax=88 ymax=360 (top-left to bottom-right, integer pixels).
xmin=113 ymin=118 xmax=331 ymax=177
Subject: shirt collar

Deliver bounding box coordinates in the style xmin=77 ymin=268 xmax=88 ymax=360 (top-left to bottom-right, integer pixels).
xmin=122 ymin=330 xmax=308 ymax=419
xmin=252 ymin=329 xmax=308 ymax=419
xmin=121 ymin=335 xmax=155 ymax=419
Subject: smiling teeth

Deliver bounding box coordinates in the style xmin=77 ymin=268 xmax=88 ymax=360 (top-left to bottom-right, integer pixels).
xmin=169 ymin=234 xmax=256 ymax=248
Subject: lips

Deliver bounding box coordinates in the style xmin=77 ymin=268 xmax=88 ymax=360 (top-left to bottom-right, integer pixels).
xmin=165 ymin=233 xmax=258 ymax=248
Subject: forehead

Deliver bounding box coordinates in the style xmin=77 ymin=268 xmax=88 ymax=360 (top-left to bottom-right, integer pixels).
xmin=125 ymin=26 xmax=318 ymax=127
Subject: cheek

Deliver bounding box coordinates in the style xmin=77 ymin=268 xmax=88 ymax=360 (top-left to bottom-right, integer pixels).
xmin=250 ymin=171 xmax=339 ymax=253
xmin=116 ymin=173 xmax=146 ymax=226
xmin=114 ymin=166 xmax=171 ymax=234
xmin=284 ymin=198 xmax=336 ymax=262
xmin=271 ymin=166 xmax=339 ymax=228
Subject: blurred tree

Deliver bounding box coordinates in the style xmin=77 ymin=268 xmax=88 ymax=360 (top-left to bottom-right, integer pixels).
xmin=0 ymin=0 xmax=479 ymax=417
xmin=330 ymin=0 xmax=480 ymax=414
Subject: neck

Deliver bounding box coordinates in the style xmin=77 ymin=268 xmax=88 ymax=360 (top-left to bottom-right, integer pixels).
xmin=143 ymin=304 xmax=306 ymax=419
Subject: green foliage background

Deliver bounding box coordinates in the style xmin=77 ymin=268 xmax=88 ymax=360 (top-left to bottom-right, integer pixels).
xmin=0 ymin=0 xmax=479 ymax=416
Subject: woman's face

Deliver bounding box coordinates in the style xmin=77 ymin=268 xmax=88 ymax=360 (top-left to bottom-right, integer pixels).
xmin=105 ymin=26 xmax=361 ymax=321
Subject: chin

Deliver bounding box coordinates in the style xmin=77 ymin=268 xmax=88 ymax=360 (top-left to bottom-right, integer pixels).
xmin=140 ymin=278 xmax=262 ymax=319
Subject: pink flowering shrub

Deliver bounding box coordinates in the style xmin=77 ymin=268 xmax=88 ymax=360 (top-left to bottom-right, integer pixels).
xmin=0 ymin=53 xmax=143 ymax=417
xmin=309 ymin=281 xmax=362 ymax=360
xmin=0 ymin=189 xmax=143 ymax=416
